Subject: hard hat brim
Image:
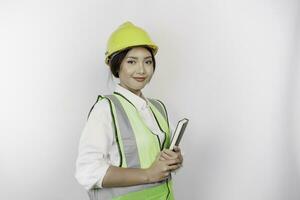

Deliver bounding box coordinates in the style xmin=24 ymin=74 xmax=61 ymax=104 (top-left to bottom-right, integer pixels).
xmin=105 ymin=44 xmax=158 ymax=65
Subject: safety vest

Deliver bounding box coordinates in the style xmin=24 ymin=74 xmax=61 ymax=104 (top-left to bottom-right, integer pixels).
xmin=87 ymin=92 xmax=175 ymax=200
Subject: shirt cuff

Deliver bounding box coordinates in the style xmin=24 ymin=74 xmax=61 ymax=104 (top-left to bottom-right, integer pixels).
xmin=92 ymin=164 xmax=110 ymax=189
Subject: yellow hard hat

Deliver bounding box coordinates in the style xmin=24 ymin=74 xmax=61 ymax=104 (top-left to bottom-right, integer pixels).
xmin=105 ymin=21 xmax=158 ymax=65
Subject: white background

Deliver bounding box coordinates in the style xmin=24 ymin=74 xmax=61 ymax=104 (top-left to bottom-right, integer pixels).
xmin=0 ymin=0 xmax=300 ymax=199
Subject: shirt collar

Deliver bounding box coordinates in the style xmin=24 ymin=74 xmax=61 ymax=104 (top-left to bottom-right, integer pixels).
xmin=114 ymin=84 xmax=149 ymax=110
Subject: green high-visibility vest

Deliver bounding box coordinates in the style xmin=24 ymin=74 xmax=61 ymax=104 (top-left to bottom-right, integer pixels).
xmin=88 ymin=92 xmax=175 ymax=200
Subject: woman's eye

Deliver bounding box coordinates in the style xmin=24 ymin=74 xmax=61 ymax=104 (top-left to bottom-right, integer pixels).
xmin=145 ymin=60 xmax=153 ymax=65
xmin=127 ymin=60 xmax=135 ymax=64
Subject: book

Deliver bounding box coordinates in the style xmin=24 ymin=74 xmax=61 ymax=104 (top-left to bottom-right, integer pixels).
xmin=169 ymin=118 xmax=189 ymax=150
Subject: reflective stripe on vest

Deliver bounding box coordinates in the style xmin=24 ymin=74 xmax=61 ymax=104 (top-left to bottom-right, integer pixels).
xmin=88 ymin=93 xmax=174 ymax=200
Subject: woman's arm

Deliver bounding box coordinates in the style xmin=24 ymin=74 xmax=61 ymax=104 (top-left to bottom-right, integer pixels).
xmin=75 ymin=99 xmax=115 ymax=190
xmin=101 ymin=166 xmax=148 ymax=187
xmin=102 ymin=152 xmax=181 ymax=188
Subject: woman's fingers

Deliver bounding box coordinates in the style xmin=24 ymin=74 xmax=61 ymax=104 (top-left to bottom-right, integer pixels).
xmin=161 ymin=151 xmax=173 ymax=160
xmin=173 ymin=146 xmax=181 ymax=153
xmin=173 ymin=146 xmax=183 ymax=163
xmin=165 ymin=157 xmax=181 ymax=166
xmin=158 ymin=151 xmax=170 ymax=161
xmin=159 ymin=148 xmax=184 ymax=168
xmin=163 ymin=149 xmax=177 ymax=157
xmin=168 ymin=163 xmax=182 ymax=171
xmin=161 ymin=148 xmax=183 ymax=163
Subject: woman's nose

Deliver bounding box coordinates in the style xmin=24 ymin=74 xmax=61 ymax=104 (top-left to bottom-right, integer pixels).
xmin=137 ymin=62 xmax=145 ymax=73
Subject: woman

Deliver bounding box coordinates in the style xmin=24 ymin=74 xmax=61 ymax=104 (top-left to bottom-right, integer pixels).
xmin=75 ymin=21 xmax=183 ymax=200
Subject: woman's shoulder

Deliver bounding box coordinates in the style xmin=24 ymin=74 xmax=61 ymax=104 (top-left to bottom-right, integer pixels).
xmin=86 ymin=95 xmax=112 ymax=120
xmin=147 ymin=97 xmax=168 ymax=109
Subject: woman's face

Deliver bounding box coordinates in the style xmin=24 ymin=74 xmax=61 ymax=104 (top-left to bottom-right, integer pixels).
xmin=119 ymin=47 xmax=154 ymax=96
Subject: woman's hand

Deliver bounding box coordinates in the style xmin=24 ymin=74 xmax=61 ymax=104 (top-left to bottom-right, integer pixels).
xmin=159 ymin=146 xmax=183 ymax=169
xmin=145 ymin=151 xmax=180 ymax=183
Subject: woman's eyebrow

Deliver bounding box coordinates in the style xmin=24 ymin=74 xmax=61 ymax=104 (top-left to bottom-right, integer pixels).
xmin=126 ymin=56 xmax=152 ymax=59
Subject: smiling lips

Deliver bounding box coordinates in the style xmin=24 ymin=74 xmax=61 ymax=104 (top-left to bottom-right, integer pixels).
xmin=133 ymin=77 xmax=146 ymax=82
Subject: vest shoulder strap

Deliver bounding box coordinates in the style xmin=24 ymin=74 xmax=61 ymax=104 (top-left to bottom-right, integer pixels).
xmin=103 ymin=94 xmax=141 ymax=168
xmin=148 ymin=98 xmax=169 ymax=127
xmin=86 ymin=94 xmax=125 ymax=167
xmin=86 ymin=95 xmax=104 ymax=120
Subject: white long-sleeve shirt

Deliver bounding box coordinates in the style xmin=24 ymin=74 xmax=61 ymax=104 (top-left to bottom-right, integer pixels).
xmin=75 ymin=84 xmax=175 ymax=190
